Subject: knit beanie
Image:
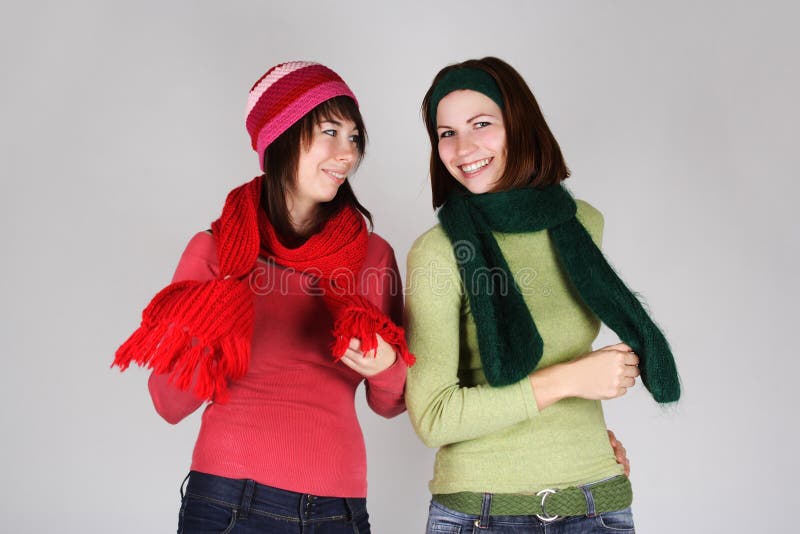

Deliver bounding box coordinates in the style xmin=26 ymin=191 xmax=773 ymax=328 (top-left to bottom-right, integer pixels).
xmin=245 ymin=61 xmax=358 ymax=171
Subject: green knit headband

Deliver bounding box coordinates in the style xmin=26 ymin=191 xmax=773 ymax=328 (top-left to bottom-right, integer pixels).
xmin=429 ymin=68 xmax=504 ymax=124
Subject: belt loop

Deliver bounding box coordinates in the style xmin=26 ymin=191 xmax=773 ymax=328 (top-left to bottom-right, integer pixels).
xmin=474 ymin=493 xmax=492 ymax=529
xmin=238 ymin=479 xmax=256 ymax=520
xmin=580 ymin=485 xmax=596 ymax=517
xmin=179 ymin=472 xmax=191 ymax=500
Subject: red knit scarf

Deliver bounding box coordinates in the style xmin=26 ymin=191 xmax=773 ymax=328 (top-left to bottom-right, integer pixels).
xmin=113 ymin=177 xmax=414 ymax=403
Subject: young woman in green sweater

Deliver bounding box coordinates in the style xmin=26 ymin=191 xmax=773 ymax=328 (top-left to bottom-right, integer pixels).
xmin=405 ymin=57 xmax=679 ymax=533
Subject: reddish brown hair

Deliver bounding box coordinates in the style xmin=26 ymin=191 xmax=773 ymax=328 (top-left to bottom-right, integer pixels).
xmin=421 ymin=57 xmax=570 ymax=208
xmin=262 ymin=96 xmax=372 ymax=243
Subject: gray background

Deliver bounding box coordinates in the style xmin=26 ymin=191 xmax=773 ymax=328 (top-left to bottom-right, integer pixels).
xmin=1 ymin=1 xmax=797 ymax=532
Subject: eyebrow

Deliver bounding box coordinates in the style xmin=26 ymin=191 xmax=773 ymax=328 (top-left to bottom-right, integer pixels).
xmin=437 ymin=113 xmax=496 ymax=129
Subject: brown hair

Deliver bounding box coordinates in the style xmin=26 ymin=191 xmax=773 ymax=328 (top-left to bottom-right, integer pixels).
xmin=262 ymin=96 xmax=372 ymax=243
xmin=421 ymin=57 xmax=570 ymax=208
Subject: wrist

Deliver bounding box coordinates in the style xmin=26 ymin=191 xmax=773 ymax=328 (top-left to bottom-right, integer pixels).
xmin=529 ymin=363 xmax=570 ymax=410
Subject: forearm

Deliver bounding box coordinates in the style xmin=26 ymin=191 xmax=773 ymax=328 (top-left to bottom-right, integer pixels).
xmin=528 ymin=363 xmax=573 ymax=410
xmin=365 ymin=357 xmax=407 ymax=418
xmin=406 ymin=372 xmax=538 ymax=448
xmin=148 ymin=372 xmax=204 ymax=424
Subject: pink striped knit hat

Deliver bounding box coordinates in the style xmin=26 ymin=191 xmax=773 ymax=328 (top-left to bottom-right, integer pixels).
xmin=246 ymin=61 xmax=359 ymax=171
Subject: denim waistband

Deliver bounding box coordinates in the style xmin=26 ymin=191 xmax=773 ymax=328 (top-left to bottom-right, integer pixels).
xmin=182 ymin=471 xmax=367 ymax=522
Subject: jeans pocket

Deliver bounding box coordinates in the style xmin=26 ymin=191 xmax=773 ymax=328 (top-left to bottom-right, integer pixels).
xmin=179 ymin=496 xmax=238 ymax=534
xmin=595 ymin=506 xmax=635 ymax=532
xmin=427 ymin=519 xmax=462 ymax=533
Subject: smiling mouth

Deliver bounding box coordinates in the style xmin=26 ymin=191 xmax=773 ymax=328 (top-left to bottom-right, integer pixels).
xmin=459 ymin=158 xmax=491 ymax=174
xmin=324 ymin=169 xmax=348 ymax=181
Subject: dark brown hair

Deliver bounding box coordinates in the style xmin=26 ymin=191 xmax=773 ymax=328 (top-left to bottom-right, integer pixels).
xmin=261 ymin=96 xmax=372 ymax=244
xmin=421 ymin=57 xmax=570 ymax=208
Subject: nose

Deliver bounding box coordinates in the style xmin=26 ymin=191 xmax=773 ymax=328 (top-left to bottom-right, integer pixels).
xmin=336 ymin=137 xmax=357 ymax=163
xmin=455 ymin=132 xmax=476 ymax=157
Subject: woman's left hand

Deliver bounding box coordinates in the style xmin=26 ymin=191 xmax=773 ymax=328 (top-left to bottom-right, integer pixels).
xmin=608 ymin=430 xmax=630 ymax=476
xmin=339 ymin=334 xmax=398 ymax=377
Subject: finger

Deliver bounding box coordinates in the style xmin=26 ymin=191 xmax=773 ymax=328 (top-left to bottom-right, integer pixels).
xmin=622 ymin=377 xmax=636 ymax=388
xmin=339 ymin=355 xmax=361 ymax=371
xmin=624 ymin=352 xmax=639 ymax=366
xmin=606 ymin=343 xmax=632 ymax=352
xmin=616 ymin=387 xmax=628 ymax=397
xmin=343 ymin=348 xmax=364 ymax=360
xmin=624 ymin=365 xmax=640 ymax=378
xmin=607 ymin=429 xmax=617 ymax=445
xmin=348 ymin=338 xmax=362 ymax=351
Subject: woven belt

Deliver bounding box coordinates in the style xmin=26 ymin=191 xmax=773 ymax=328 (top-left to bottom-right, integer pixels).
xmin=433 ymin=475 xmax=631 ymax=521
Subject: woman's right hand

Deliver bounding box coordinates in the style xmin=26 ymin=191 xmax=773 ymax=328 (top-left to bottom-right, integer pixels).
xmin=529 ymin=343 xmax=640 ymax=410
xmin=566 ymin=343 xmax=640 ymax=400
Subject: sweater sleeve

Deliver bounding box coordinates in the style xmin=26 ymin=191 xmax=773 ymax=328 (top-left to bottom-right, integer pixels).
xmin=147 ymin=232 xmax=217 ymax=425
xmin=405 ymin=228 xmax=540 ymax=448
xmin=361 ymin=235 xmax=407 ymax=419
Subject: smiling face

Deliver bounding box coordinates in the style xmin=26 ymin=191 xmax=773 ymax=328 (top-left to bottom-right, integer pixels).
xmin=291 ymin=116 xmax=361 ymax=209
xmin=436 ymin=89 xmax=507 ymax=195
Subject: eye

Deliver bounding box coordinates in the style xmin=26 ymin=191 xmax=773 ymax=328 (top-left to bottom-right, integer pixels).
xmin=439 ymin=130 xmax=455 ymax=139
xmin=322 ymin=129 xmax=337 ymax=137
xmin=348 ymin=133 xmax=361 ymax=143
xmin=474 ymin=121 xmax=491 ymax=129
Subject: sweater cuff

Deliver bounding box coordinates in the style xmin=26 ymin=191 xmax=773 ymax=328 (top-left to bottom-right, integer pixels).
xmin=519 ymin=378 xmax=540 ymax=420
xmin=366 ymin=356 xmax=407 ymax=393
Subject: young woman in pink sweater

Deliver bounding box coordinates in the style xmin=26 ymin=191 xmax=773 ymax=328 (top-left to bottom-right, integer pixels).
xmin=114 ymin=61 xmax=414 ymax=533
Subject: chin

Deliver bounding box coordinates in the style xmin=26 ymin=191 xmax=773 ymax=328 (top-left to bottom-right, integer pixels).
xmin=319 ymin=188 xmax=342 ymax=204
xmin=461 ymin=177 xmax=498 ymax=195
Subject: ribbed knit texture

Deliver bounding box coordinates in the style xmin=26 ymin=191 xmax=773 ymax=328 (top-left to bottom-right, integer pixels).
xmin=437 ymin=185 xmax=680 ymax=404
xmin=114 ymin=177 xmax=413 ymax=403
xmin=406 ymin=201 xmax=626 ymax=494
xmin=245 ymin=61 xmax=358 ymax=171
xmin=149 ymin=231 xmax=407 ymax=497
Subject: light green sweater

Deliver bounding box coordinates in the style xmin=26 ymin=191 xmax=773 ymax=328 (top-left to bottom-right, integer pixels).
xmin=405 ymin=200 xmax=624 ymax=494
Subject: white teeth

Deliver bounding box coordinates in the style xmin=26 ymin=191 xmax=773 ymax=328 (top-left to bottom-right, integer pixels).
xmin=326 ymin=170 xmax=347 ymax=180
xmin=460 ymin=158 xmax=490 ymax=173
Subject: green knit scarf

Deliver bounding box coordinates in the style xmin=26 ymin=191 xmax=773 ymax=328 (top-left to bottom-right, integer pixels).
xmin=438 ymin=185 xmax=680 ymax=403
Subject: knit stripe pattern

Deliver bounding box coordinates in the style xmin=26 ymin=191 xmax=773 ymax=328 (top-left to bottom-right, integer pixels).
xmin=245 ymin=61 xmax=358 ymax=171
xmin=437 ymin=185 xmax=680 ymax=403
xmin=114 ymin=177 xmax=413 ymax=403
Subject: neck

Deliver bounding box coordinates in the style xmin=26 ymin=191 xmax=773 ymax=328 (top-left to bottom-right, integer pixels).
xmin=287 ymin=194 xmax=319 ymax=238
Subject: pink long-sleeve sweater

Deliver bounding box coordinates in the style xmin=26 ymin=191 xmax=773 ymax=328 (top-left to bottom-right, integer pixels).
xmin=148 ymin=231 xmax=407 ymax=498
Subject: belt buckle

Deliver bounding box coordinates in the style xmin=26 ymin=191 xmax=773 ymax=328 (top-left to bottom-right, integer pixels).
xmin=535 ymin=488 xmax=559 ymax=522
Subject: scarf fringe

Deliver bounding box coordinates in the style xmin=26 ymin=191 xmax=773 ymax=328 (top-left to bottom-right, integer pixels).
xmin=331 ymin=297 xmax=415 ymax=366
xmin=112 ymin=279 xmax=254 ymax=403
xmin=113 ymin=320 xmax=251 ymax=404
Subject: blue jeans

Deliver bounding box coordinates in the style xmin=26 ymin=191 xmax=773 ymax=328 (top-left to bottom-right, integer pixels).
xmin=426 ymin=499 xmax=635 ymax=533
xmin=177 ymin=471 xmax=370 ymax=533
